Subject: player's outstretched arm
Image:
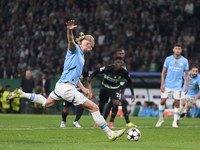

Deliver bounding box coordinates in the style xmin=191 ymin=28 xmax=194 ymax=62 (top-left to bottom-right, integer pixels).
xmin=66 ymin=20 xmax=77 ymax=51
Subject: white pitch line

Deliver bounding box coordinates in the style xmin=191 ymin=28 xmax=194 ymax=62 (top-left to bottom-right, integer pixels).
xmin=0 ymin=125 xmax=199 ymax=130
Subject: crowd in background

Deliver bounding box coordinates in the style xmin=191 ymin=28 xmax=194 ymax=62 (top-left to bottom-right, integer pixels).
xmin=0 ymin=0 xmax=200 ymax=81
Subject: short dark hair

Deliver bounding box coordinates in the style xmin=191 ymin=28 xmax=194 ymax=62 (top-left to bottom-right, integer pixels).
xmin=117 ymin=49 xmax=125 ymax=53
xmin=190 ymin=64 xmax=199 ymax=70
xmin=115 ymin=56 xmax=123 ymax=60
xmin=6 ymin=85 xmax=10 ymax=89
xmin=174 ymin=43 xmax=182 ymax=48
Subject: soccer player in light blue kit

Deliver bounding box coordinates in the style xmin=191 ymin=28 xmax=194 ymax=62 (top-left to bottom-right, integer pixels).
xmin=6 ymin=20 xmax=125 ymax=141
xmin=155 ymin=43 xmax=189 ymax=128
xmin=180 ymin=64 xmax=200 ymax=118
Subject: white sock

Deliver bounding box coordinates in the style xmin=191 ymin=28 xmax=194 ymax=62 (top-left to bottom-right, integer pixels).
xmin=159 ymin=104 xmax=165 ymax=119
xmin=174 ymin=107 xmax=180 ymax=122
xmin=20 ymin=92 xmax=46 ymax=106
xmin=91 ymin=111 xmax=113 ymax=137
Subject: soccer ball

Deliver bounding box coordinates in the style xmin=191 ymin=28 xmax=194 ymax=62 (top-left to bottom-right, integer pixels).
xmin=126 ymin=127 xmax=141 ymax=141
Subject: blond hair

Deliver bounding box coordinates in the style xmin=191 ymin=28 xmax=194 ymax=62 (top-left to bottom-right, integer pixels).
xmin=75 ymin=32 xmax=95 ymax=45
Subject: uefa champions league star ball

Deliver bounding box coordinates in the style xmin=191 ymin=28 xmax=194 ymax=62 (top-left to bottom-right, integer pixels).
xmin=126 ymin=127 xmax=141 ymax=141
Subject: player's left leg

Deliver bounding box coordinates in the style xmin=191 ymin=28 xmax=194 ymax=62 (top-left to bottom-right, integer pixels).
xmin=6 ymin=88 xmax=61 ymax=108
xmin=60 ymin=106 xmax=70 ymax=127
xmin=60 ymin=101 xmax=72 ymax=127
xmin=120 ymin=93 xmax=137 ymax=127
xmin=180 ymin=92 xmax=187 ymax=119
xmin=173 ymin=99 xmax=180 ymax=127
xmin=172 ymin=89 xmax=181 ymax=128
xmin=186 ymin=104 xmax=191 ymax=114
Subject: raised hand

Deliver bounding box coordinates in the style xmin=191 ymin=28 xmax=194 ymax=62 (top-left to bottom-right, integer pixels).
xmin=66 ymin=20 xmax=77 ymax=30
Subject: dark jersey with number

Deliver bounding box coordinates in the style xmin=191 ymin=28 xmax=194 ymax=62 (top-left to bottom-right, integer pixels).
xmin=90 ymin=64 xmax=134 ymax=95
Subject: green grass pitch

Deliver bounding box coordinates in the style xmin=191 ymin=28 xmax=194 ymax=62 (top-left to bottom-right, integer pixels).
xmin=0 ymin=114 xmax=200 ymax=150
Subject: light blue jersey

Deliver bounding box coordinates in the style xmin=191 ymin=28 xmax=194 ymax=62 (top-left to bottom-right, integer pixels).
xmin=182 ymin=72 xmax=200 ymax=97
xmin=58 ymin=44 xmax=84 ymax=87
xmin=164 ymin=55 xmax=189 ymax=90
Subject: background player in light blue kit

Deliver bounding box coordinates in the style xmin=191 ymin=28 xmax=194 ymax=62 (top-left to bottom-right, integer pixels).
xmin=156 ymin=43 xmax=189 ymax=128
xmin=180 ymin=64 xmax=200 ymax=118
xmin=6 ymin=20 xmax=125 ymax=141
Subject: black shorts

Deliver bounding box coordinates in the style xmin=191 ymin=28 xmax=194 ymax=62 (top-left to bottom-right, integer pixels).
xmin=120 ymin=85 xmax=125 ymax=94
xmin=99 ymin=88 xmax=121 ymax=103
xmin=63 ymin=100 xmax=73 ymax=107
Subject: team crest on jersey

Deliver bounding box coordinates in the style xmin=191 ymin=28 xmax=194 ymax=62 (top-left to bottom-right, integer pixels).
xmin=180 ymin=63 xmax=183 ymax=66
xmin=193 ymin=80 xmax=196 ymax=83
xmin=175 ymin=61 xmax=178 ymax=65
xmin=189 ymin=79 xmax=192 ymax=82
xmin=114 ymin=76 xmax=117 ymax=79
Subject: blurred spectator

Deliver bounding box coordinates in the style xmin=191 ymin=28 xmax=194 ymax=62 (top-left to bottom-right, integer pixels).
xmin=139 ymin=101 xmax=151 ymax=117
xmin=0 ymin=83 xmax=4 ymax=113
xmin=146 ymin=59 xmax=159 ymax=72
xmin=150 ymin=104 xmax=159 ymax=117
xmin=20 ymin=70 xmax=35 ymax=114
xmin=0 ymin=0 xmax=199 ymax=80
xmin=185 ymin=0 xmax=194 ymax=17
xmin=190 ymin=104 xmax=200 ymax=118
xmin=1 ymin=85 xmax=11 ymax=113
xmin=38 ymin=73 xmax=50 ymax=97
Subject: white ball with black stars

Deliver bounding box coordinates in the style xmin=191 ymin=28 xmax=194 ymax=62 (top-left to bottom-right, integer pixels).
xmin=126 ymin=127 xmax=141 ymax=141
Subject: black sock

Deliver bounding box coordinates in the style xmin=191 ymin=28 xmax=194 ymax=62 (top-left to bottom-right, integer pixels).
xmin=62 ymin=111 xmax=68 ymax=122
xmin=74 ymin=107 xmax=84 ymax=121
xmin=110 ymin=106 xmax=118 ymax=122
xmin=99 ymin=103 xmax=105 ymax=115
xmin=104 ymin=102 xmax=112 ymax=121
xmin=122 ymin=101 xmax=130 ymax=123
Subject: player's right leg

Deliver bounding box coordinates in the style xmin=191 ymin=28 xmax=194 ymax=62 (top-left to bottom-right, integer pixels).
xmin=79 ymin=99 xmax=125 ymax=141
xmin=109 ymin=99 xmax=119 ymax=128
xmin=156 ymin=87 xmax=172 ymax=127
xmin=103 ymin=101 xmax=112 ymax=121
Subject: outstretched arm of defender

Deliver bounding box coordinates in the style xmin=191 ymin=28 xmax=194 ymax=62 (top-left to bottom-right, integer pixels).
xmin=66 ymin=20 xmax=77 ymax=51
